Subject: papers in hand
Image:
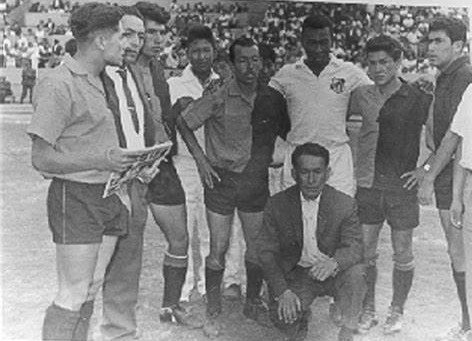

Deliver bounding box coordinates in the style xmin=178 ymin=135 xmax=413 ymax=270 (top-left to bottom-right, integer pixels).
xmin=103 ymin=141 xmax=172 ymax=198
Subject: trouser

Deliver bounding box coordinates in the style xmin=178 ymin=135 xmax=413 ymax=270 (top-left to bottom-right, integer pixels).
xmin=101 ymin=181 xmax=148 ymax=341
xmin=281 ymin=142 xmax=355 ymax=197
xmin=269 ymin=264 xmax=366 ymax=334
xmin=463 ymin=171 xmax=472 ymax=320
xmin=20 ymin=84 xmax=33 ymax=103
xmin=175 ymin=158 xmax=245 ymax=299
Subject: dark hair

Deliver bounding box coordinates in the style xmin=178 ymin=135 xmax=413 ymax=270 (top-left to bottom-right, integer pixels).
xmin=365 ymin=35 xmax=403 ymax=61
xmin=64 ymin=38 xmax=77 ymax=56
xmin=120 ymin=5 xmax=143 ymax=21
xmin=302 ymin=14 xmax=333 ymax=35
xmin=291 ymin=143 xmax=330 ymax=169
xmin=69 ymin=2 xmax=123 ymax=42
xmin=258 ymin=42 xmax=276 ymax=63
xmin=429 ymin=17 xmax=467 ymax=44
xmin=214 ymin=48 xmax=230 ymax=63
xmin=228 ymin=36 xmax=257 ymax=63
xmin=185 ymin=24 xmax=215 ymax=48
xmin=135 ymin=1 xmax=170 ymax=25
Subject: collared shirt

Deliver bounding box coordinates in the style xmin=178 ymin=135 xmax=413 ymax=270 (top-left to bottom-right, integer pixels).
xmin=182 ymin=79 xmax=254 ymax=173
xmin=168 ymin=64 xmax=219 ymax=164
xmin=432 ymin=56 xmax=472 ymax=149
xmin=372 ymin=80 xmax=431 ymax=190
xmin=269 ymin=55 xmax=372 ymax=149
xmin=450 ymin=84 xmax=472 ymax=171
xmin=105 ymin=66 xmax=145 ymax=150
xmin=27 ymin=54 xmax=119 ymax=184
xmin=298 ymin=193 xmax=326 ymax=268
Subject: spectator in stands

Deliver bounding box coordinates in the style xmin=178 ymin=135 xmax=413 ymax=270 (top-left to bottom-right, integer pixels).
xmin=0 ymin=75 xmax=12 ymax=103
xmin=20 ymin=59 xmax=36 ymax=103
xmin=64 ymin=38 xmax=76 ymax=57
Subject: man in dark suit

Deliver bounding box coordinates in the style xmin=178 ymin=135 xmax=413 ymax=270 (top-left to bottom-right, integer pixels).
xmin=257 ymin=143 xmax=365 ymax=341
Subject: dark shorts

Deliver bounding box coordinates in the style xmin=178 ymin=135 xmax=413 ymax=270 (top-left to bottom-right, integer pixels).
xmin=47 ymin=178 xmax=129 ymax=244
xmin=146 ymin=159 xmax=186 ymax=206
xmin=434 ymin=162 xmax=453 ymax=210
xmin=204 ymin=167 xmax=269 ymax=215
xmin=356 ymin=187 xmax=419 ymax=230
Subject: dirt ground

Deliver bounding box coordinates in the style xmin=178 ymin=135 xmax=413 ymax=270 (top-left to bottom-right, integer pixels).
xmin=0 ymin=107 xmax=463 ymax=341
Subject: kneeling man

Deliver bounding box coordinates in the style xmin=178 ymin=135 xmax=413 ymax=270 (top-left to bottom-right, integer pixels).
xmin=257 ymin=143 xmax=365 ymax=341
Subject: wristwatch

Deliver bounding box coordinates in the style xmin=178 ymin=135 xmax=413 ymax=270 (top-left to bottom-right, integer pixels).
xmin=423 ymin=163 xmax=431 ymax=172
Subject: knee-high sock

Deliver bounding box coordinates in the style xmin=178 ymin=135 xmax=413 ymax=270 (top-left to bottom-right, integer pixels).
xmin=453 ymin=270 xmax=471 ymax=331
xmin=72 ymin=300 xmax=94 ymax=341
xmin=205 ymin=266 xmax=224 ymax=316
xmin=42 ymin=303 xmax=80 ymax=341
xmin=162 ymin=264 xmax=188 ymax=308
xmin=391 ymin=268 xmax=414 ymax=313
xmin=363 ymin=265 xmax=377 ymax=311
xmin=245 ymin=261 xmax=263 ymax=302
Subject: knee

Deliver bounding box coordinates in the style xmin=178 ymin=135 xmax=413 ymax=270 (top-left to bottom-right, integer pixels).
xmin=342 ymin=264 xmax=366 ymax=288
xmin=168 ymin=231 xmax=189 ymax=254
xmin=393 ymin=249 xmax=414 ymax=271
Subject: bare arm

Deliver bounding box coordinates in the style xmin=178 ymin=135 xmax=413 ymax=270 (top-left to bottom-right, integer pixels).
xmin=31 ymin=136 xmax=139 ymax=174
xmin=451 ymin=141 xmax=466 ymax=228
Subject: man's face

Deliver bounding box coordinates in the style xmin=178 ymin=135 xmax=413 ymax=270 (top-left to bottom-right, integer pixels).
xmin=120 ymin=14 xmax=145 ymax=64
xmin=103 ymin=23 xmax=125 ymax=67
xmin=427 ymin=30 xmax=459 ymax=70
xmin=232 ymin=44 xmax=261 ymax=86
xmin=292 ymin=154 xmax=329 ymax=201
xmin=214 ymin=59 xmax=233 ymax=81
xmin=367 ymin=50 xmax=400 ymax=86
xmin=187 ymin=39 xmax=214 ymax=75
xmin=259 ymin=59 xmax=275 ymax=84
xmin=302 ymin=27 xmax=331 ymax=65
xmin=142 ymin=19 xmax=166 ymax=57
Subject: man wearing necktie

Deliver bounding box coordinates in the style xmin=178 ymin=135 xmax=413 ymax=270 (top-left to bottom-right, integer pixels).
xmin=256 ymin=143 xmax=366 ymax=341
xmin=98 ymin=7 xmax=199 ymax=341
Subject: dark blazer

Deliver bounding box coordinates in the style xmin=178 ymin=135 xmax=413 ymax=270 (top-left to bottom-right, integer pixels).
xmin=101 ymin=64 xmax=164 ymax=148
xmin=257 ymin=184 xmax=363 ymax=297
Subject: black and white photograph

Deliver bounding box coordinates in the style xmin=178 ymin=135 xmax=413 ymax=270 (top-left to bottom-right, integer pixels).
xmin=1 ymin=0 xmax=472 ymax=340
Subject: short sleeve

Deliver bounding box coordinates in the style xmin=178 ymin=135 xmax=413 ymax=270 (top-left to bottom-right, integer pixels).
xmin=269 ymin=66 xmax=289 ymax=97
xmin=181 ymin=90 xmax=224 ymax=131
xmin=450 ymin=84 xmax=472 ymax=138
xmin=351 ymin=66 xmax=372 ymax=90
xmin=27 ymin=76 xmax=71 ymax=145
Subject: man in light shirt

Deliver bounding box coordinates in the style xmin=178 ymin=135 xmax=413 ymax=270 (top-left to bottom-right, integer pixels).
xmin=257 ymin=143 xmax=365 ymax=341
xmin=418 ymin=83 xmax=472 ymax=341
xmin=269 ymin=14 xmax=372 ymax=197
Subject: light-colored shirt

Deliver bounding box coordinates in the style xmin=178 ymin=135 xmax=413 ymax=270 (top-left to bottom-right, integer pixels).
xmin=298 ymin=193 xmax=327 ymax=268
xmin=105 ymin=66 xmax=145 ymax=150
xmin=450 ymin=83 xmax=472 ymax=171
xmin=269 ymin=55 xmax=372 ymax=149
xmin=168 ymin=64 xmax=219 ymax=165
xmin=181 ymin=79 xmax=254 ymax=173
xmin=27 ymin=54 xmax=119 ymax=183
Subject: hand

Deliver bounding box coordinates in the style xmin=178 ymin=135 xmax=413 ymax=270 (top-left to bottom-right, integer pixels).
xmin=450 ymin=199 xmax=464 ymax=229
xmin=412 ymin=74 xmax=435 ymax=94
xmin=309 ymin=258 xmax=338 ymax=282
xmin=101 ymin=148 xmax=142 ymax=173
xmin=401 ymin=167 xmax=426 ymax=190
xmin=173 ymin=96 xmax=193 ymax=113
xmin=418 ymin=175 xmax=435 ymax=206
xmin=195 ymin=156 xmax=221 ymax=189
xmin=277 ymin=289 xmax=301 ymax=324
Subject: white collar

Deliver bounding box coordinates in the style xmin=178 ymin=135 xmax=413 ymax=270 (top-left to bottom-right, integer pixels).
xmin=180 ymin=64 xmax=219 ymax=84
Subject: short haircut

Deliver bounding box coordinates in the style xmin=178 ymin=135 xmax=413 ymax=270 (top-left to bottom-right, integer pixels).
xmin=185 ymin=24 xmax=215 ymax=48
xmin=120 ymin=5 xmax=143 ymax=21
xmin=228 ymin=36 xmax=258 ymax=63
xmin=291 ymin=143 xmax=330 ymax=169
xmin=365 ymin=35 xmax=403 ymax=61
xmin=258 ymin=42 xmax=276 ymax=63
xmin=302 ymin=14 xmax=333 ymax=35
xmin=135 ymin=1 xmax=170 ymax=25
xmin=429 ymin=17 xmax=467 ymax=44
xmin=69 ymin=2 xmax=123 ymax=42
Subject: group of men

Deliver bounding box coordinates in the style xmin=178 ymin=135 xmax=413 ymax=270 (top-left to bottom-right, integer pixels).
xmin=27 ymin=2 xmax=472 ymax=341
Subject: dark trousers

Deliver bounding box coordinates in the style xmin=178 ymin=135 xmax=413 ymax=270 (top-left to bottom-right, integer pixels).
xmin=269 ymin=264 xmax=366 ymax=334
xmin=20 ymin=85 xmax=33 ymax=103
xmin=101 ymin=181 xmax=148 ymax=340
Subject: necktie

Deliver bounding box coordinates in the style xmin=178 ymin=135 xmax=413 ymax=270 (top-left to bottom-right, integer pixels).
xmin=116 ymin=68 xmax=140 ymax=133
